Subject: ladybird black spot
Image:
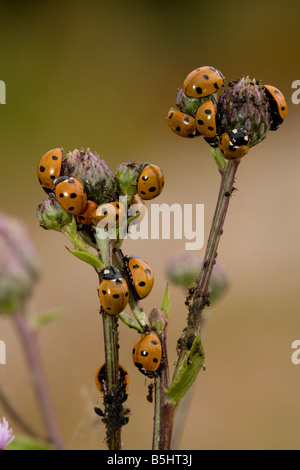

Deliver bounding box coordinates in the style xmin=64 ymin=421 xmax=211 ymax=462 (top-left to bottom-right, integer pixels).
xmin=50 ymin=175 xmax=56 ymax=180
xmin=213 ymin=82 xmax=219 ymax=89
xmin=102 ymin=290 xmax=107 ymax=295
xmin=162 ymin=181 xmax=165 ymax=187
xmin=52 ymin=156 xmax=59 ymax=160
xmin=115 ymin=279 xmax=123 ymax=285
xmin=203 ymin=74 xmax=209 ymax=80
xmin=79 ymin=215 xmax=85 ymax=220
xmin=145 ymin=269 xmax=151 ymax=275
xmin=141 ymin=350 xmax=148 ymax=357
xmin=116 ymin=204 xmax=120 ymax=209
xmin=133 ymin=264 xmax=139 ymax=269
xmin=68 ymin=178 xmax=75 ymax=184
xmin=208 ymin=126 xmax=214 ymax=131
xmin=183 ymin=117 xmax=190 ymax=124
xmin=169 ymin=112 xmax=173 ymax=119
xmin=68 ymin=207 xmax=75 ymax=211
xmin=40 ymin=166 xmax=46 ymax=172
xmin=198 ymin=119 xmax=204 ymax=126
xmin=115 ymin=214 xmax=119 ymax=221
xmin=107 ymin=307 xmax=111 ymax=311
xmin=113 ymin=294 xmax=120 ymax=299
xmin=132 ymin=348 xmax=135 ymax=354
xmin=153 ymin=358 xmax=158 ymax=363
xmin=149 ymin=187 xmax=156 ymax=193
xmin=70 ymin=193 xmax=77 ymax=198
xmin=281 ymin=106 xmax=286 ymax=111
xmin=125 ymin=292 xmax=129 ymax=297
xmin=139 ymin=282 xmax=146 ymax=287
xmin=274 ymin=89 xmax=279 ymax=94
xmin=196 ymin=87 xmax=202 ymax=95
xmin=141 ymin=191 xmax=146 ymax=195
xmin=151 ymin=340 xmax=158 ymax=345
xmin=102 ymin=209 xmax=108 ymax=216
xmin=205 ymin=109 xmax=212 ymax=115
xmin=142 ymin=176 xmax=148 ymax=181
xmin=59 ymin=193 xmax=64 ymax=198
xmin=176 ymin=126 xmax=181 ymax=132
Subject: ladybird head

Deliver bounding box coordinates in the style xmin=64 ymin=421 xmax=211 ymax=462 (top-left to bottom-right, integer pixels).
xmin=102 ymin=266 xmax=122 ymax=280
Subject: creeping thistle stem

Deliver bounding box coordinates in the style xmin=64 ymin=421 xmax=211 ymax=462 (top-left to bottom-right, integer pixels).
xmin=166 ymin=158 xmax=240 ymax=428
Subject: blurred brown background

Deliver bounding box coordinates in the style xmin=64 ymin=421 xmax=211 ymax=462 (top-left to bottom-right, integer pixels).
xmin=0 ymin=0 xmax=300 ymax=450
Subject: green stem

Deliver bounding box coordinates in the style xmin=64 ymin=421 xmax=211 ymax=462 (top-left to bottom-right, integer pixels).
xmin=168 ymin=158 xmax=240 ymax=405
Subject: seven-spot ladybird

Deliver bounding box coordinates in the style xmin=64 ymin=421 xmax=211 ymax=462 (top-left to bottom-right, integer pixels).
xmin=124 ymin=256 xmax=154 ymax=300
xmin=76 ymin=200 xmax=98 ymax=225
xmin=91 ymin=201 xmax=126 ymax=228
xmin=264 ymin=85 xmax=288 ymax=131
xmin=99 ymin=266 xmax=129 ymax=315
xmin=128 ymin=194 xmax=147 ymax=226
xmin=132 ymin=332 xmax=162 ymax=377
xmin=55 ymin=176 xmax=88 ymax=215
xmin=195 ymin=100 xmax=217 ymax=138
xmin=167 ymin=109 xmax=197 ymax=138
xmin=183 ymin=66 xmax=225 ymax=98
xmin=37 ymin=148 xmax=63 ymax=193
xmin=219 ymin=129 xmax=249 ymax=160
xmin=95 ymin=363 xmax=129 ymax=395
xmin=137 ymin=164 xmax=164 ymax=200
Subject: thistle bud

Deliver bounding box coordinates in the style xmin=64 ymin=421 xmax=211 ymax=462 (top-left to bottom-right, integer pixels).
xmin=115 ymin=161 xmax=144 ymax=200
xmin=149 ymin=308 xmax=168 ymax=333
xmin=37 ymin=193 xmax=73 ymax=232
xmin=217 ymin=77 xmax=271 ymax=147
xmin=176 ymin=87 xmax=217 ymax=117
xmin=0 ymin=214 xmax=40 ymax=314
xmin=61 ymin=148 xmax=117 ymax=205
xmin=166 ymin=251 xmax=229 ymax=304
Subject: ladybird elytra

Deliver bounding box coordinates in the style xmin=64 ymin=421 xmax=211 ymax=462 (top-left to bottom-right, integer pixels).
xmin=132 ymin=332 xmax=162 ymax=377
xmin=95 ymin=363 xmax=129 ymax=395
xmin=76 ymin=200 xmax=98 ymax=225
xmin=137 ymin=164 xmax=164 ymax=201
xmin=218 ymin=130 xmax=249 ymax=160
xmin=183 ymin=66 xmax=225 ymax=98
xmin=99 ymin=266 xmax=129 ymax=315
xmin=195 ymin=100 xmax=217 ymax=138
xmin=91 ymin=201 xmax=126 ymax=228
xmin=55 ymin=176 xmax=88 ymax=215
xmin=124 ymin=256 xmax=154 ymax=300
xmin=167 ymin=108 xmax=197 ymax=138
xmin=37 ymin=148 xmax=63 ymax=192
xmin=264 ymin=84 xmax=288 ymax=130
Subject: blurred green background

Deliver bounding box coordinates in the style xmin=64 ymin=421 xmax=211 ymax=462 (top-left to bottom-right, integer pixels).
xmin=1 ymin=0 xmax=300 ymax=450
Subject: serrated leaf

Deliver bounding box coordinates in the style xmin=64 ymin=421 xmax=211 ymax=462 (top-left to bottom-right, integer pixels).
xmin=5 ymin=435 xmax=54 ymax=450
xmin=161 ymin=284 xmax=170 ymax=319
xmin=68 ymin=249 xmax=104 ymax=270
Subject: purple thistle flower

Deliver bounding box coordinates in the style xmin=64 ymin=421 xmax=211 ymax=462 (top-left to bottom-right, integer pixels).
xmin=0 ymin=417 xmax=15 ymax=450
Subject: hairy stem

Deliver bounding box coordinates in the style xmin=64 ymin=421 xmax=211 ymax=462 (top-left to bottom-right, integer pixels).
xmin=14 ymin=312 xmax=65 ymax=450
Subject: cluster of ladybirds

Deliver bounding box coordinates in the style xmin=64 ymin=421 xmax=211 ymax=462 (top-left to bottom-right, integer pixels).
xmin=37 ymin=149 xmax=164 ymax=383
xmin=166 ymin=65 xmax=288 ymax=159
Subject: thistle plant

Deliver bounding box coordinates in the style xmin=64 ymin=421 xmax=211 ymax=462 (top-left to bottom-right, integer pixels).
xmin=35 ymin=65 xmax=287 ymax=450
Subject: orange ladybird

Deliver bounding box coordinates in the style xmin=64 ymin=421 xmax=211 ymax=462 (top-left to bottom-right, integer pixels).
xmin=76 ymin=200 xmax=98 ymax=225
xmin=125 ymin=256 xmax=154 ymax=300
xmin=99 ymin=266 xmax=129 ymax=315
xmin=37 ymin=148 xmax=63 ymax=193
xmin=264 ymin=85 xmax=288 ymax=130
xmin=195 ymin=100 xmax=217 ymax=138
xmin=132 ymin=332 xmax=162 ymax=377
xmin=91 ymin=201 xmax=126 ymax=228
xmin=183 ymin=66 xmax=225 ymax=98
xmin=137 ymin=164 xmax=164 ymax=200
xmin=167 ymin=109 xmax=197 ymax=138
xmin=55 ymin=176 xmax=87 ymax=215
xmin=219 ymin=129 xmax=249 ymax=160
xmin=95 ymin=363 xmax=129 ymax=394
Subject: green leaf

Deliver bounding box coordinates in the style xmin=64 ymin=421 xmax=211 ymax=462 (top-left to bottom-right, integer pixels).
xmin=5 ymin=435 xmax=54 ymax=450
xmin=160 ymin=284 xmax=170 ymax=319
xmin=69 ymin=216 xmax=78 ymax=238
xmin=30 ymin=309 xmax=64 ymax=329
xmin=68 ymin=249 xmax=104 ymax=270
xmin=166 ymin=334 xmax=205 ymax=405
xmin=211 ymin=147 xmax=227 ymax=171
xmin=118 ymin=312 xmax=144 ymax=332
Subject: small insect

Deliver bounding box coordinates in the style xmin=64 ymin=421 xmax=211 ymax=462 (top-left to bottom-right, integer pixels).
xmin=37 ymin=148 xmax=63 ymax=193
xmin=166 ymin=109 xmax=197 ymax=138
xmin=218 ymin=129 xmax=249 ymax=160
xmin=99 ymin=266 xmax=129 ymax=315
xmin=195 ymin=100 xmax=217 ymax=138
xmin=124 ymin=256 xmax=154 ymax=300
xmin=183 ymin=66 xmax=225 ymax=98
xmin=76 ymin=200 xmax=98 ymax=225
xmin=137 ymin=164 xmax=164 ymax=200
xmin=132 ymin=332 xmax=162 ymax=378
xmin=95 ymin=363 xmax=129 ymax=395
xmin=264 ymin=84 xmax=288 ymax=131
xmin=55 ymin=176 xmax=87 ymax=215
xmin=91 ymin=201 xmax=126 ymax=228
xmin=146 ymin=383 xmax=154 ymax=403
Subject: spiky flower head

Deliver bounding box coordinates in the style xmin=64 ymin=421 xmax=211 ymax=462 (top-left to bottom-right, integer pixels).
xmin=37 ymin=193 xmax=73 ymax=232
xmin=0 ymin=214 xmax=40 ymax=315
xmin=61 ymin=148 xmax=117 ymax=205
xmin=115 ymin=161 xmax=144 ymax=202
xmin=217 ymin=77 xmax=271 ymax=147
xmin=176 ymin=87 xmax=217 ymax=117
